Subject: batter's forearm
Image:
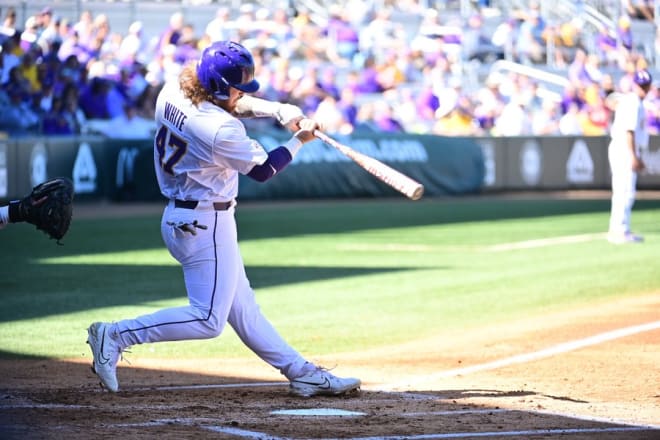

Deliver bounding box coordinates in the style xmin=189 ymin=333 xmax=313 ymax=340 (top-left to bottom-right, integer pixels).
xmin=246 ymin=137 xmax=303 ymax=182
xmin=234 ymin=96 xmax=304 ymax=126
xmin=234 ymin=96 xmax=280 ymax=119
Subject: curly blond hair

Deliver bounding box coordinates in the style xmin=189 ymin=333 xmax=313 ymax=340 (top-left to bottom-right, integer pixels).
xmin=179 ymin=63 xmax=215 ymax=106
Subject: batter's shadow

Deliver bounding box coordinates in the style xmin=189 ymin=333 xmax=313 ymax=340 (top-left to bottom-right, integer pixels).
xmin=428 ymin=388 xmax=589 ymax=403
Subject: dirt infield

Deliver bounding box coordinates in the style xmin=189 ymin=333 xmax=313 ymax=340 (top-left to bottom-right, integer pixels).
xmin=1 ymin=293 xmax=658 ymax=439
xmin=3 ymin=194 xmax=660 ymax=439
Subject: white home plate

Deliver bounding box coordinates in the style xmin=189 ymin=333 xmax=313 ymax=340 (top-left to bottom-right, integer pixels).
xmin=271 ymin=408 xmax=365 ymax=416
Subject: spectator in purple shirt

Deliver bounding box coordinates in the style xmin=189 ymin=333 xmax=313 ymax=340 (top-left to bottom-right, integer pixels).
xmin=567 ymin=49 xmax=591 ymax=85
xmin=617 ymin=16 xmax=633 ymax=52
xmin=52 ymin=54 xmax=84 ymax=99
xmin=595 ymin=24 xmax=618 ymax=66
xmin=60 ymin=82 xmax=87 ymax=133
xmin=559 ymin=83 xmax=586 ymax=114
xmin=42 ymin=96 xmax=75 ymax=135
xmin=173 ymin=23 xmax=199 ymax=65
xmin=371 ymin=101 xmax=405 ymax=132
xmin=4 ymin=66 xmax=32 ymax=102
xmin=157 ymin=12 xmax=184 ymax=54
xmin=58 ymin=30 xmax=89 ymax=64
xmin=317 ymin=66 xmax=340 ymax=100
xmin=78 ymin=77 xmax=111 ymax=119
xmin=20 ymin=16 xmax=40 ymax=54
xmin=322 ymin=6 xmax=359 ymax=65
xmin=354 ymin=56 xmax=385 ymax=94
xmin=416 ymin=84 xmax=441 ymax=122
xmin=337 ymin=87 xmax=358 ymax=126
xmin=79 ymin=75 xmax=126 ymax=120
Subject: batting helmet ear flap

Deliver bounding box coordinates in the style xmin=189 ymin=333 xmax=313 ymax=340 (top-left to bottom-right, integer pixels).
xmin=196 ymin=41 xmax=260 ymax=99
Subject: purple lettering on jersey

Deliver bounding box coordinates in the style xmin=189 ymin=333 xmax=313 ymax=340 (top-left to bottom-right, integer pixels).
xmin=164 ymin=102 xmax=188 ymax=131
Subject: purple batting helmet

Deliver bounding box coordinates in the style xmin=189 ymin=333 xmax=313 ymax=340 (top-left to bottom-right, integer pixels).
xmin=633 ymin=69 xmax=652 ymax=87
xmin=196 ymin=41 xmax=259 ymax=99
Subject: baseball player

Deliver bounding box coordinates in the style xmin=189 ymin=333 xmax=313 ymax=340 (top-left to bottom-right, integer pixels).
xmin=607 ymin=68 xmax=652 ymax=244
xmin=86 ymin=41 xmax=361 ymax=397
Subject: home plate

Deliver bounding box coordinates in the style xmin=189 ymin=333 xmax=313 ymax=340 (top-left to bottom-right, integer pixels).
xmin=271 ymin=408 xmax=365 ymax=416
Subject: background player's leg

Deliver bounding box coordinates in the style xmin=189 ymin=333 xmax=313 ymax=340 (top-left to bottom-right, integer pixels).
xmin=609 ymin=169 xmax=636 ymax=235
xmin=609 ymin=170 xmax=626 ymax=234
xmin=621 ymin=172 xmax=637 ymax=233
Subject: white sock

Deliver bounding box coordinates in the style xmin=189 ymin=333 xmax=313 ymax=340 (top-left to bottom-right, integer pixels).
xmin=0 ymin=205 xmax=9 ymax=228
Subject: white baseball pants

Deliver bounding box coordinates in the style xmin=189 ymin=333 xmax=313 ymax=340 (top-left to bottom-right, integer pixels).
xmin=112 ymin=201 xmax=308 ymax=380
xmin=608 ymin=145 xmax=637 ymax=234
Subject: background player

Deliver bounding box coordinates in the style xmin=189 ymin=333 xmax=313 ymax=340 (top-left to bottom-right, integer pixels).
xmin=86 ymin=40 xmax=361 ymax=397
xmin=607 ymin=69 xmax=652 ymax=244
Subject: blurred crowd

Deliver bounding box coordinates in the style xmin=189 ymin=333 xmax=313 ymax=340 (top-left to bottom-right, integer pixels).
xmin=0 ymin=1 xmax=659 ymax=139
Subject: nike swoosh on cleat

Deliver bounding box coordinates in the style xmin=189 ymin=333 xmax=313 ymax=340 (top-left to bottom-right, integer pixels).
xmin=293 ymin=377 xmax=332 ymax=389
xmin=96 ymin=328 xmax=111 ymax=365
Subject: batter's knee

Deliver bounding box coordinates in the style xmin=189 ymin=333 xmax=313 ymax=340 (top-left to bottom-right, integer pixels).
xmin=199 ymin=313 xmax=226 ymax=338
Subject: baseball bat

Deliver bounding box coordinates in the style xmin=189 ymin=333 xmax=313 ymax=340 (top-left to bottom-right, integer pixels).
xmin=314 ymin=130 xmax=425 ymax=201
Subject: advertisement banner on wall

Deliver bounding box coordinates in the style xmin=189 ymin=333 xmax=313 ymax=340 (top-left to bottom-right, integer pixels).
xmin=2 ymin=134 xmax=658 ymax=203
xmin=238 ymin=131 xmax=486 ymax=200
xmin=13 ymin=137 xmax=107 ymax=199
xmin=475 ymin=136 xmax=660 ymax=190
xmin=639 ymin=142 xmax=660 ymax=187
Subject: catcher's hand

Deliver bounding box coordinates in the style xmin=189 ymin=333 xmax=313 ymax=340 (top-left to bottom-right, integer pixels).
xmin=10 ymin=177 xmax=74 ymax=243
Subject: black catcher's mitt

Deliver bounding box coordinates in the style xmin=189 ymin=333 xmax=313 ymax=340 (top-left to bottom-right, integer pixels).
xmin=10 ymin=177 xmax=74 ymax=242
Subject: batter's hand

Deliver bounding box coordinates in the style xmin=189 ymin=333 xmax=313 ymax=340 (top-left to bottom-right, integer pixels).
xmin=633 ymin=156 xmax=645 ymax=172
xmin=293 ymin=118 xmax=321 ymax=144
xmin=277 ymin=103 xmax=304 ymax=130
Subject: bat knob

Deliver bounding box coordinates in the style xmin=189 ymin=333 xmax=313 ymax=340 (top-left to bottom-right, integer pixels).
xmin=410 ymin=185 xmax=424 ymax=201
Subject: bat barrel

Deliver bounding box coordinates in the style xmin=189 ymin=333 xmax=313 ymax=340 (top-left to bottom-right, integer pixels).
xmin=314 ymin=130 xmax=425 ymax=201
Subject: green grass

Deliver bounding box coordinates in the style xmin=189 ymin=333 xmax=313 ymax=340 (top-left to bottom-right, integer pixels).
xmin=1 ymin=196 xmax=659 ymax=360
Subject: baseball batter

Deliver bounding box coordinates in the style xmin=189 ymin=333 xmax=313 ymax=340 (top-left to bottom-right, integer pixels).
xmin=87 ymin=41 xmax=361 ymax=397
xmin=607 ymin=68 xmax=652 ymax=244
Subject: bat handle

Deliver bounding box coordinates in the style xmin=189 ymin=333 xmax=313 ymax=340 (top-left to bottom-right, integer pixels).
xmin=313 ymin=130 xmax=331 ymax=143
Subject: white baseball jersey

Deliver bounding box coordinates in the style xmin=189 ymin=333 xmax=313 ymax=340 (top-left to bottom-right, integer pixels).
xmin=153 ymin=81 xmax=268 ymax=202
xmin=609 ymin=92 xmax=648 ymax=164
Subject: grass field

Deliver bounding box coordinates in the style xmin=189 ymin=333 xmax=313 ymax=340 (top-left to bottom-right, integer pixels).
xmin=1 ymin=195 xmax=659 ymax=362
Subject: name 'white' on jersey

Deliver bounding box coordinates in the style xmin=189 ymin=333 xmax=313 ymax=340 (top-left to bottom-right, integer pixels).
xmin=153 ymin=81 xmax=268 ymax=202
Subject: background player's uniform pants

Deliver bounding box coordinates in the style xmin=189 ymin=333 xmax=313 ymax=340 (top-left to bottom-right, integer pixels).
xmin=608 ymin=145 xmax=637 ymax=234
xmin=113 ymin=201 xmax=308 ymax=380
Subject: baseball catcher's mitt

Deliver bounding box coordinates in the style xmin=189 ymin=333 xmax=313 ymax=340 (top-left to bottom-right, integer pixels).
xmin=11 ymin=177 xmax=74 ymax=242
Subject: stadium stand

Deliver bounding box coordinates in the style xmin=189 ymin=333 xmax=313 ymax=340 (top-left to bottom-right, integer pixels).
xmin=0 ymin=0 xmax=658 ymax=137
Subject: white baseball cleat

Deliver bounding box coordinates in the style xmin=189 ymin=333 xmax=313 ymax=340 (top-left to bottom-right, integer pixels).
xmin=87 ymin=322 xmax=121 ymax=392
xmin=289 ymin=367 xmax=361 ymax=397
xmin=607 ymin=231 xmax=644 ymax=244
